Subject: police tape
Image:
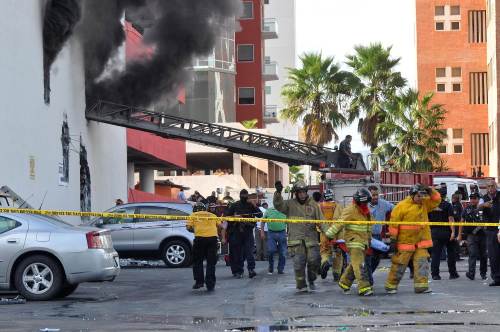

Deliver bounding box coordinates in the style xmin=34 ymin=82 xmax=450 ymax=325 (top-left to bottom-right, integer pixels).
xmin=1 ymin=207 xmax=499 ymax=228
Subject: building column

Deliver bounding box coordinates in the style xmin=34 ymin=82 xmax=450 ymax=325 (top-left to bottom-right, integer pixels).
xmin=139 ymin=168 xmax=155 ymax=193
xmin=127 ymin=162 xmax=135 ymax=189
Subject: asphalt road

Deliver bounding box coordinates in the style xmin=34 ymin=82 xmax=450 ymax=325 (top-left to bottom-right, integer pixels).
xmin=1 ymin=259 xmax=500 ymax=332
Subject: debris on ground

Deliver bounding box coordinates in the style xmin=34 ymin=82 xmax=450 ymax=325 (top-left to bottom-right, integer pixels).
xmin=0 ymin=296 xmax=26 ymax=305
xmin=119 ymin=258 xmax=164 ymax=267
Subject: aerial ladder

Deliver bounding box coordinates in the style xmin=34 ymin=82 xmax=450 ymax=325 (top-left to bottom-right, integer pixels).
xmin=86 ymin=101 xmax=367 ymax=170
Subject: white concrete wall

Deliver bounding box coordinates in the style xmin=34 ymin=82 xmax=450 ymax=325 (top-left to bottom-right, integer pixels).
xmin=264 ymin=0 xmax=298 ymax=185
xmin=0 ymin=1 xmax=127 ymax=214
xmin=487 ymin=0 xmax=499 ymax=180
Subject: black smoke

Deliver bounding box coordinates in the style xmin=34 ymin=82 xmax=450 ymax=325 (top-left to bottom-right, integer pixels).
xmin=78 ymin=0 xmax=147 ymax=84
xmin=43 ymin=0 xmax=81 ymax=104
xmin=81 ymin=0 xmax=240 ymax=107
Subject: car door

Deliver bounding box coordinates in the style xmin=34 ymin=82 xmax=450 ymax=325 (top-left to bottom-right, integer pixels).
xmin=0 ymin=215 xmax=27 ymax=283
xmin=95 ymin=207 xmax=135 ymax=252
xmin=133 ymin=206 xmax=171 ymax=251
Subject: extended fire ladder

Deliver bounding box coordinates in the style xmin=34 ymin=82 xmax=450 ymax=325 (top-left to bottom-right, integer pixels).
xmin=86 ymin=101 xmax=367 ymax=169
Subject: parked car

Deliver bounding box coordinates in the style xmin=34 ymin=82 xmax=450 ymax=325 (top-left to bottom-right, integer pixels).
xmin=0 ymin=213 xmax=119 ymax=301
xmin=88 ymin=202 xmax=194 ymax=267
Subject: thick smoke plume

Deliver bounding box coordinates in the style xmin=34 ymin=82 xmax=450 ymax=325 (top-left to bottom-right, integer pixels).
xmin=81 ymin=0 xmax=240 ymax=107
xmin=43 ymin=0 xmax=81 ymax=103
xmin=78 ymin=0 xmax=147 ymax=84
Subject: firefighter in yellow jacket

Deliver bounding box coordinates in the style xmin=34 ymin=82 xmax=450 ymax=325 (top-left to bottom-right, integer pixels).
xmin=319 ymin=189 xmax=343 ymax=280
xmin=385 ymin=184 xmax=441 ymax=294
xmin=325 ymin=188 xmax=373 ymax=296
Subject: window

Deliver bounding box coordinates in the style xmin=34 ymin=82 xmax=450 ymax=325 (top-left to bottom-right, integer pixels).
xmin=0 ymin=216 xmax=20 ymax=234
xmin=450 ymin=5 xmax=460 ymax=15
xmin=102 ymin=208 xmax=134 ymax=225
xmin=451 ymin=21 xmax=460 ymax=30
xmin=264 ymin=0 xmax=269 ymax=4
xmin=166 ymin=208 xmax=189 ymax=216
xmin=435 ymin=6 xmax=445 ymax=16
xmin=436 ymin=68 xmax=446 ymax=77
xmin=265 ymin=86 xmax=271 ymax=94
xmin=470 ymin=72 xmax=488 ymax=104
xmin=453 ymin=144 xmax=463 ymax=154
xmin=471 ymin=133 xmax=490 ymax=166
xmin=241 ymin=1 xmax=253 ymax=19
xmin=239 ymin=87 xmax=255 ymax=104
xmin=452 ymin=83 xmax=461 ymax=92
xmin=451 ymin=67 xmax=461 ymax=77
xmin=469 ymin=10 xmax=487 ymax=43
xmin=435 ymin=22 xmax=445 ymax=30
xmin=437 ymin=83 xmax=446 ymax=92
xmin=264 ymin=56 xmax=271 ymax=65
xmin=453 ymin=129 xmax=463 ymax=139
xmin=237 ymin=44 xmax=254 ymax=62
xmin=439 ymin=145 xmax=447 ymax=154
xmin=137 ymin=206 xmax=169 ymax=222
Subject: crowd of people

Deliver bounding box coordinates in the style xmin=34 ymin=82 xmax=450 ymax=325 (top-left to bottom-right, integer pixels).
xmin=184 ymin=180 xmax=500 ymax=295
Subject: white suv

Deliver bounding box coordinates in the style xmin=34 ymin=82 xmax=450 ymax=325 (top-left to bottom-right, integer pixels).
xmin=88 ymin=202 xmax=194 ymax=267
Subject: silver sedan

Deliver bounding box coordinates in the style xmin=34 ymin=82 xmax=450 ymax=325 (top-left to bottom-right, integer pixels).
xmin=0 ymin=213 xmax=120 ymax=301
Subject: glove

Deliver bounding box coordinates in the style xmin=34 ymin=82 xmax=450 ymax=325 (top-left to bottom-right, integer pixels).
xmin=275 ymin=181 xmax=283 ymax=193
xmin=389 ymin=238 xmax=397 ymax=253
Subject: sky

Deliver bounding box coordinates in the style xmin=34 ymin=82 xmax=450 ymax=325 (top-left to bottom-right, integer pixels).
xmin=295 ymin=0 xmax=417 ymax=156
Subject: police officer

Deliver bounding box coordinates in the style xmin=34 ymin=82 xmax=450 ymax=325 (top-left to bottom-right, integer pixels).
xmin=478 ymin=181 xmax=500 ymax=286
xmin=429 ymin=187 xmax=459 ymax=280
xmin=225 ymin=189 xmax=262 ymax=279
xmin=459 ymin=193 xmax=487 ymax=280
xmin=274 ymin=180 xmax=323 ymax=292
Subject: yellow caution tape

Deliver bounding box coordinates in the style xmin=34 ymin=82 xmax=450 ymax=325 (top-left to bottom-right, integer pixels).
xmin=0 ymin=207 xmax=499 ymax=227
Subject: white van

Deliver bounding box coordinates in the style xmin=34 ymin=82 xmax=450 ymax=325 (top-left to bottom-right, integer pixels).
xmin=433 ymin=177 xmax=479 ymax=202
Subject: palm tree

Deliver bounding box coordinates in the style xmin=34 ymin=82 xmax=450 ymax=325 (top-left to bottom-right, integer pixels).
xmin=241 ymin=119 xmax=258 ymax=129
xmin=346 ymin=43 xmax=407 ymax=152
xmin=289 ymin=165 xmax=305 ymax=183
xmin=281 ymin=53 xmax=357 ymax=146
xmin=374 ymin=89 xmax=447 ymax=172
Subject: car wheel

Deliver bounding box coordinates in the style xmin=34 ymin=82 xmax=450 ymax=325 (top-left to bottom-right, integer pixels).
xmin=161 ymin=240 xmax=191 ymax=268
xmin=14 ymin=255 xmax=64 ymax=301
xmin=57 ymin=283 xmax=79 ymax=298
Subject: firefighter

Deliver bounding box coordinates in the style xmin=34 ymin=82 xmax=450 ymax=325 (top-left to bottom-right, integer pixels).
xmin=324 ymin=188 xmax=373 ymax=296
xmin=318 ymin=189 xmax=343 ymax=280
xmin=385 ymin=184 xmax=441 ymax=294
xmin=274 ymin=180 xmax=323 ymax=292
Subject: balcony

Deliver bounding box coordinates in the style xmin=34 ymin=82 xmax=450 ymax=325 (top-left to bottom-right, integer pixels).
xmin=264 ymin=105 xmax=279 ymax=123
xmin=262 ymin=18 xmax=278 ymax=39
xmin=263 ymin=62 xmax=279 ymax=81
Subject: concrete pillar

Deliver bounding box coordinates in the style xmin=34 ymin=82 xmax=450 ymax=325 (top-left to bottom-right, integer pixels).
xmin=139 ymin=168 xmax=155 ymax=193
xmin=127 ymin=162 xmax=135 ymax=189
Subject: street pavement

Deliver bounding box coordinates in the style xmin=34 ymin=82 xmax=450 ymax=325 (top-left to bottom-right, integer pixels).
xmin=1 ymin=259 xmax=500 ymax=331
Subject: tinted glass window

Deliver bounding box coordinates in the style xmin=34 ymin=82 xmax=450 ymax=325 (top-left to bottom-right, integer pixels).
xmin=137 ymin=206 xmax=169 ymax=222
xmin=0 ymin=216 xmax=20 ymax=234
xmin=166 ymin=208 xmax=189 ymax=216
xmin=102 ymin=208 xmax=135 ymax=225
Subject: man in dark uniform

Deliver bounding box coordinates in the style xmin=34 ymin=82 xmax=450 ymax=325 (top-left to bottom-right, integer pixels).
xmin=459 ymin=192 xmax=487 ymax=280
xmin=451 ymin=192 xmax=463 ymax=261
xmin=478 ymin=181 xmax=500 ymax=286
xmin=225 ymin=189 xmax=262 ymax=279
xmin=429 ymin=187 xmax=459 ymax=280
xmin=338 ymin=135 xmax=353 ymax=168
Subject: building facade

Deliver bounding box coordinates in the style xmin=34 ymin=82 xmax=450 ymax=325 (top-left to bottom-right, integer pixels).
xmin=0 ymin=1 xmax=127 ymax=213
xmin=416 ymin=0 xmax=489 ymax=176
xmin=236 ymin=0 xmax=279 ymax=128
